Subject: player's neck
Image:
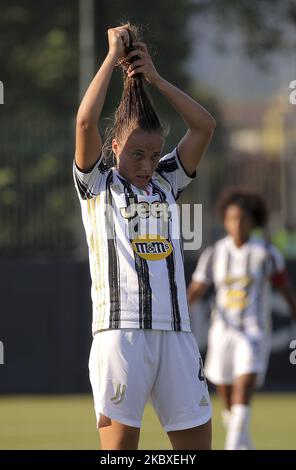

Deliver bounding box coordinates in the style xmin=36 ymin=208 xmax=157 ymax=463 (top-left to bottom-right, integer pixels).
xmin=117 ymin=169 xmax=151 ymax=193
xmin=232 ymin=236 xmax=250 ymax=248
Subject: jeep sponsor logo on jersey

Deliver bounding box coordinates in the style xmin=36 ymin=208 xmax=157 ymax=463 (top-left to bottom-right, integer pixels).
xmin=132 ymin=235 xmax=173 ymax=260
xmin=120 ymin=199 xmax=170 ymax=220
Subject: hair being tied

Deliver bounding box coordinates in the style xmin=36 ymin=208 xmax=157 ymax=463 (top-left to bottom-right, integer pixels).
xmin=114 ymin=23 xmax=164 ymax=144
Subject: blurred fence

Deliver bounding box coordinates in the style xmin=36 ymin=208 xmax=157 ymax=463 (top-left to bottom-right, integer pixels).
xmin=0 ymin=117 xmax=295 ymax=258
xmin=0 ymin=117 xmax=78 ymax=258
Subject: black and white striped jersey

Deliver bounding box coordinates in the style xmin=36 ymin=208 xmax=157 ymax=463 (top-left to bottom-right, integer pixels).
xmin=192 ymin=236 xmax=285 ymax=335
xmin=73 ymin=147 xmax=196 ymax=335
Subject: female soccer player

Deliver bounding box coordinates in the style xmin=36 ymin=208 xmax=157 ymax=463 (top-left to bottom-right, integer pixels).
xmin=187 ymin=189 xmax=296 ymax=450
xmin=73 ymin=24 xmax=216 ymax=450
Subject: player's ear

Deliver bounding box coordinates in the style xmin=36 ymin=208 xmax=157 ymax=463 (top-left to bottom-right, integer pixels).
xmin=112 ymin=138 xmax=119 ymax=156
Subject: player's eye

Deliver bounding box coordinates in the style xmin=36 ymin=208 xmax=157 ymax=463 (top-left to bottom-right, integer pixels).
xmin=133 ymin=152 xmax=143 ymax=159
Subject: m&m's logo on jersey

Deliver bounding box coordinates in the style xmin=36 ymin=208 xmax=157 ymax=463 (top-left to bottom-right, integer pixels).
xmin=132 ymin=235 xmax=172 ymax=260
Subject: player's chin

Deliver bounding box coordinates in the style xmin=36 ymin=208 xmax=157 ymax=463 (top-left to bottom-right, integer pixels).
xmin=133 ymin=175 xmax=150 ymax=188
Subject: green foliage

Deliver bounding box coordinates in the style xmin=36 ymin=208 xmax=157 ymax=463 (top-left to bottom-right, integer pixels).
xmin=0 ymin=0 xmax=78 ymax=116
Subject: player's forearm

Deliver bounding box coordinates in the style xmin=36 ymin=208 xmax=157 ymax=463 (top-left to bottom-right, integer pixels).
xmin=187 ymin=289 xmax=201 ymax=307
xmin=153 ymin=77 xmax=216 ymax=133
xmin=76 ymin=53 xmax=117 ymax=126
xmin=187 ymin=282 xmax=208 ymax=308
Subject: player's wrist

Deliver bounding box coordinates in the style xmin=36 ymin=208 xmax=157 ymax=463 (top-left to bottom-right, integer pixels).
xmin=151 ymin=74 xmax=165 ymax=88
xmin=106 ymin=50 xmax=120 ymax=66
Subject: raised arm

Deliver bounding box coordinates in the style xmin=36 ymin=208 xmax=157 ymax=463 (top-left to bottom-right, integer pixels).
xmin=126 ymin=43 xmax=216 ymax=175
xmin=75 ymin=25 xmax=131 ymax=172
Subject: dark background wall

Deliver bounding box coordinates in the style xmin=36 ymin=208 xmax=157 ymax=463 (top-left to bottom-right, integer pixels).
xmin=0 ymin=260 xmax=92 ymax=393
xmin=0 ymin=259 xmax=296 ymax=393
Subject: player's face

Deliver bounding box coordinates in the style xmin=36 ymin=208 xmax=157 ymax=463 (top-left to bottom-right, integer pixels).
xmin=224 ymin=204 xmax=254 ymax=243
xmin=112 ymin=127 xmax=164 ymax=189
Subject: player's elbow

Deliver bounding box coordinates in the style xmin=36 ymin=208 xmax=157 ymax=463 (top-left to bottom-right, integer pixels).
xmin=203 ymin=116 xmax=216 ymax=134
xmin=76 ymin=115 xmax=97 ymax=132
xmin=190 ymin=115 xmax=216 ymax=136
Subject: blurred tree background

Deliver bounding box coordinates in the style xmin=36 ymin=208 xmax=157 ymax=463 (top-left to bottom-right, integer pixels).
xmin=0 ymin=0 xmax=295 ymax=257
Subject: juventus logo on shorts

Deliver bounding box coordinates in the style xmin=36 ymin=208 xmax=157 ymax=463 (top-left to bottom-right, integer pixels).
xmin=110 ymin=384 xmax=127 ymax=405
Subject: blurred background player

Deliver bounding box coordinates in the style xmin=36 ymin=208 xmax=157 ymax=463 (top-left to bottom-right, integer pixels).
xmin=187 ymin=188 xmax=296 ymax=450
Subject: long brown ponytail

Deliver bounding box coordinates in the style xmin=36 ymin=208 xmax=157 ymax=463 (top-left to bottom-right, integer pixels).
xmin=103 ymin=24 xmax=164 ymax=162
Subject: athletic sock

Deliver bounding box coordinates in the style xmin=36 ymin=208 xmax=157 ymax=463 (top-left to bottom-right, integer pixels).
xmin=221 ymin=409 xmax=231 ymax=430
xmin=225 ymin=404 xmax=252 ymax=450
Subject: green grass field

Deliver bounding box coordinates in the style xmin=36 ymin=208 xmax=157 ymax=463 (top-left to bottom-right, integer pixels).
xmin=0 ymin=394 xmax=295 ymax=450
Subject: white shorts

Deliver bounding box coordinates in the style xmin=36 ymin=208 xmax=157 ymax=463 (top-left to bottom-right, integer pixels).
xmin=89 ymin=329 xmax=211 ymax=432
xmin=204 ymin=321 xmax=271 ymax=387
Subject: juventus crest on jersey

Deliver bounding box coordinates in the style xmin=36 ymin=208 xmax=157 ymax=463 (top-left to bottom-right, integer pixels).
xmin=73 ymin=147 xmax=196 ymax=335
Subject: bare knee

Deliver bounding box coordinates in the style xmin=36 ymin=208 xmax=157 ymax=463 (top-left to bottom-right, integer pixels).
xmin=216 ymin=384 xmax=232 ymax=410
xmin=232 ymin=386 xmax=248 ymax=404
xmin=231 ymin=374 xmax=257 ymax=405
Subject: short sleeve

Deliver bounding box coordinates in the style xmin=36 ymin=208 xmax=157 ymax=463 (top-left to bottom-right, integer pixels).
xmin=156 ymin=146 xmax=196 ymax=200
xmin=73 ymin=154 xmax=111 ymax=200
xmin=192 ymin=246 xmax=214 ymax=285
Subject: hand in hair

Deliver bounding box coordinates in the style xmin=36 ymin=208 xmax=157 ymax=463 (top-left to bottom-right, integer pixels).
xmin=107 ymin=25 xmax=131 ymax=62
xmin=126 ymin=42 xmax=161 ymax=86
